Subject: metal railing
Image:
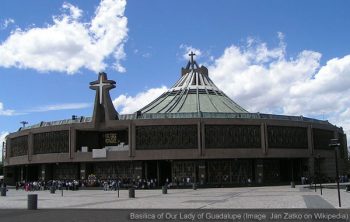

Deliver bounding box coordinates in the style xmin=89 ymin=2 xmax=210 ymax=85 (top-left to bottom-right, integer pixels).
xmin=19 ymin=112 xmax=329 ymax=131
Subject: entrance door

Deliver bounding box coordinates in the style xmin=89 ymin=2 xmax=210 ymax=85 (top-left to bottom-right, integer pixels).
xmin=146 ymin=161 xmax=157 ymax=181
xmin=145 ymin=161 xmax=172 ymax=187
xmin=86 ymin=163 xmax=94 ymax=176
xmin=159 ymin=160 xmax=172 ymax=186
xmin=27 ymin=165 xmax=39 ymax=181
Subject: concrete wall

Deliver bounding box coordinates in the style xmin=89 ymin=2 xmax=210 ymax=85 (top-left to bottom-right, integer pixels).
xmin=3 ymin=117 xmax=346 ymax=183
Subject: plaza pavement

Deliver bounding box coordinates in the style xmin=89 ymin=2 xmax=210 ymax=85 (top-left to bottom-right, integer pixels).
xmin=0 ymin=185 xmax=350 ymax=209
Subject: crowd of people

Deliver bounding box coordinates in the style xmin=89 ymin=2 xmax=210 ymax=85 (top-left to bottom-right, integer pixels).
xmin=11 ymin=176 xmax=198 ymax=192
xmin=13 ymin=174 xmax=350 ymax=191
xmin=15 ymin=180 xmax=81 ymax=191
xmin=301 ymin=175 xmax=349 ymax=185
xmin=12 ymin=178 xmax=164 ymax=192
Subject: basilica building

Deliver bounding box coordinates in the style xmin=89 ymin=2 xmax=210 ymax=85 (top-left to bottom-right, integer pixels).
xmin=3 ymin=54 xmax=347 ymax=186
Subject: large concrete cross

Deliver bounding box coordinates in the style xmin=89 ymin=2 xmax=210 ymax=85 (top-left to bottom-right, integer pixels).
xmin=90 ymin=73 xmax=116 ymax=105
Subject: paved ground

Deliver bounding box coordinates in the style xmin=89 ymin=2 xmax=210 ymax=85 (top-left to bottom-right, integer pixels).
xmin=0 ymin=185 xmax=350 ymax=209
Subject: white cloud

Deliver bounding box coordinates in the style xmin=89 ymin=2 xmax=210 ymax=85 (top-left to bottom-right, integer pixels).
xmin=0 ymin=102 xmax=15 ymax=116
xmin=179 ymin=44 xmax=202 ymax=60
xmin=0 ymin=18 xmax=15 ymax=30
xmin=113 ymin=86 xmax=168 ymax=114
xmin=206 ymin=35 xmax=350 ymax=145
xmin=0 ymin=0 xmax=128 ymax=74
xmin=62 ymin=3 xmax=82 ymax=20
xmin=0 ymin=131 xmax=9 ymax=160
xmin=133 ymin=48 xmax=152 ymax=59
xmin=209 ymin=46 xmax=321 ymax=113
xmin=27 ymin=102 xmax=91 ymax=112
xmin=0 ymin=102 xmax=90 ymax=115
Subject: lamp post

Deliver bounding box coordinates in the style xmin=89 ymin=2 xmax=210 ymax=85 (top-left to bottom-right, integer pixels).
xmin=316 ymin=154 xmax=322 ymax=195
xmin=329 ymin=138 xmax=341 ymax=207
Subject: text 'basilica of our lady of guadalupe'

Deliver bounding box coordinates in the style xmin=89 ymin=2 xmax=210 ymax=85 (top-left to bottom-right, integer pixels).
xmin=2 ymin=53 xmax=348 ymax=187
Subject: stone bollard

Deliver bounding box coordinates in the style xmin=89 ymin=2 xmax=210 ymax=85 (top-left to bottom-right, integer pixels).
xmin=128 ymin=188 xmax=135 ymax=198
xmin=50 ymin=186 xmax=55 ymax=194
xmin=27 ymin=194 xmax=38 ymax=210
xmin=0 ymin=187 xmax=7 ymax=196
xmin=162 ymin=186 xmax=167 ymax=194
xmin=192 ymin=183 xmax=197 ymax=190
xmin=291 ymin=181 xmax=295 ymax=188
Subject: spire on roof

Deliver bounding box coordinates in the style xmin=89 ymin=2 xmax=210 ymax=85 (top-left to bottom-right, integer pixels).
xmin=185 ymin=51 xmax=199 ymax=71
xmin=181 ymin=51 xmax=207 ymax=76
xmin=189 ymin=51 xmax=196 ymax=69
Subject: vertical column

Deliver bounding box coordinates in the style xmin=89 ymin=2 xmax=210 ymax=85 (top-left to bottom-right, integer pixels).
xmin=264 ymin=123 xmax=268 ymax=155
xmin=229 ymin=160 xmax=232 ymax=183
xmin=80 ymin=163 xmax=86 ymax=180
xmin=193 ymin=162 xmax=197 ymax=184
xmin=333 ymin=131 xmax=343 ymax=174
xmin=28 ymin=133 xmax=33 ymax=162
xmin=261 ymin=123 xmax=267 ymax=155
xmin=25 ymin=165 xmax=28 ymax=182
xmin=134 ymin=162 xmax=142 ymax=180
xmin=20 ymin=166 xmax=24 ymax=181
xmin=144 ymin=162 xmax=148 ymax=179
xmin=308 ymin=157 xmax=315 ymax=178
xmin=197 ymin=121 xmax=202 ymax=156
xmin=201 ymin=122 xmax=206 ymax=157
xmin=255 ymin=159 xmax=264 ymax=184
xmin=343 ymin=134 xmax=348 ymax=160
xmin=5 ymin=137 xmax=10 ymax=162
xmin=343 ymin=134 xmax=348 ymax=150
xmin=129 ymin=123 xmax=135 ymax=157
xmin=2 ymin=140 xmax=5 ymax=159
xmin=40 ymin=164 xmax=46 ymax=181
xmin=198 ymin=161 xmax=206 ymax=185
xmin=69 ymin=127 xmax=76 ymax=159
xmin=307 ymin=125 xmax=314 ymax=155
xmin=156 ymin=161 xmax=160 ymax=186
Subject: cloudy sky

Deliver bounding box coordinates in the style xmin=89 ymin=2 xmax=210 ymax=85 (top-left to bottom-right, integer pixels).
xmin=1 ymin=0 xmax=350 ymax=156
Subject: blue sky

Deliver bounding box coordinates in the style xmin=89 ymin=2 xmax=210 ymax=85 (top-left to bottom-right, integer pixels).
xmin=1 ymin=0 xmax=350 ymax=151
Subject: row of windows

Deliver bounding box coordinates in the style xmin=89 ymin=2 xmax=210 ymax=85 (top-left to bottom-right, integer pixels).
xmin=8 ymin=126 xmax=343 ymax=156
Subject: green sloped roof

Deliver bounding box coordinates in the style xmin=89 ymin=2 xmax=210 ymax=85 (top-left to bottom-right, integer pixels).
xmin=138 ymin=58 xmax=248 ymax=114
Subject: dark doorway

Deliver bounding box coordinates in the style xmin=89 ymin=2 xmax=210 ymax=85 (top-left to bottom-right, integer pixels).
xmin=46 ymin=164 xmax=54 ymax=181
xmin=14 ymin=166 xmax=20 ymax=182
xmin=159 ymin=160 xmax=172 ymax=186
xmin=146 ymin=161 xmax=157 ymax=181
xmin=280 ymin=159 xmax=290 ymax=182
xmin=145 ymin=160 xmax=172 ymax=186
xmin=280 ymin=159 xmax=302 ymax=183
xmin=86 ymin=163 xmax=94 ymax=176
xmin=27 ymin=165 xmax=39 ymax=181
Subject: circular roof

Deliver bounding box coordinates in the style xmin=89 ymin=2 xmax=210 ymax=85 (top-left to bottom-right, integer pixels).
xmin=138 ymin=53 xmax=248 ymax=114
